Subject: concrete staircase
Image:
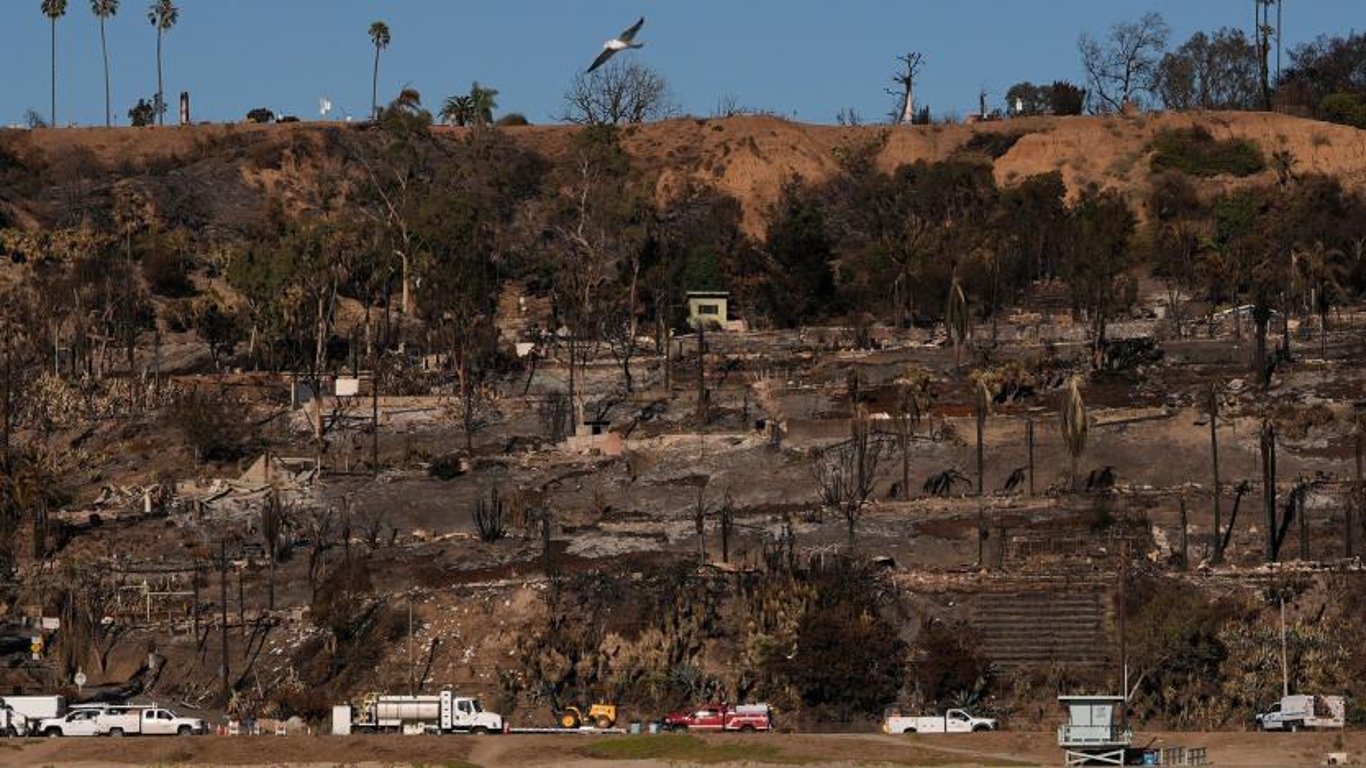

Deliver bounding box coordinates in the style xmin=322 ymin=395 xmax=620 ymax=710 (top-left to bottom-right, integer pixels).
xmin=970 ymin=587 xmax=1114 ymax=669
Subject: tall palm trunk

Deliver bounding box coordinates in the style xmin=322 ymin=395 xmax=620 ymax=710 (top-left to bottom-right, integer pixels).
xmin=50 ymin=18 xmax=57 ymax=126
xmin=371 ymin=45 xmax=380 ymax=119
xmin=100 ymin=18 xmax=111 ymax=127
xmin=156 ymin=28 xmax=164 ymax=125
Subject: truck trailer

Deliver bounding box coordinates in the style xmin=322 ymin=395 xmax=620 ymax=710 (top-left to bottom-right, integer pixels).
xmin=333 ymin=690 xmax=502 ymax=735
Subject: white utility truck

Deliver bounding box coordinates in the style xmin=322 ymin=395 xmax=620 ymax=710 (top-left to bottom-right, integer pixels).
xmin=882 ymin=707 xmax=998 ymax=734
xmin=1256 ymin=695 xmax=1345 ymax=731
xmin=334 ymin=690 xmax=503 ymax=735
xmin=96 ymin=705 xmax=206 ymax=736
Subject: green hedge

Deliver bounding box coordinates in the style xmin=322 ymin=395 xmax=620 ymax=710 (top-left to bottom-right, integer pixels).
xmin=1149 ymin=126 xmax=1265 ymax=177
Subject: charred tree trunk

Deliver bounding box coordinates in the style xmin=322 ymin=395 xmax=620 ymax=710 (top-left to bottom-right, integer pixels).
xmin=1209 ymin=386 xmax=1224 ymax=563
xmin=1261 ymin=419 xmax=1278 ymax=562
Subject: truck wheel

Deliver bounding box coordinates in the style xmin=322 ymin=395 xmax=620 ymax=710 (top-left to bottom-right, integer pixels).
xmin=672 ymin=724 xmax=688 ymax=733
xmin=903 ymin=727 xmax=918 ymax=734
xmin=473 ymin=727 xmax=489 ymax=735
xmin=595 ymin=716 xmax=612 ymax=730
xmin=560 ymin=713 xmax=580 ymax=729
xmin=972 ymin=724 xmax=990 ymax=732
xmin=108 ymin=728 xmax=124 ymax=738
xmin=45 ymin=728 xmax=61 ymax=738
xmin=177 ymin=725 xmax=193 ymax=736
xmin=739 ymin=724 xmax=755 ymax=733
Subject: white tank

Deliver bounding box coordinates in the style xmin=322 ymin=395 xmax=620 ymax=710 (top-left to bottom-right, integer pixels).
xmin=373 ymin=695 xmax=443 ymax=724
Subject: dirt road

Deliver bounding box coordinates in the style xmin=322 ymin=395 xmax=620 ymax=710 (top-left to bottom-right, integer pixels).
xmin=0 ymin=730 xmax=1358 ymax=767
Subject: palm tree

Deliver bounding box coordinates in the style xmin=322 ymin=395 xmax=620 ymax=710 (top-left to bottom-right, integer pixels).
xmin=439 ymin=94 xmax=474 ymax=126
xmin=1059 ymin=375 xmax=1089 ymax=491
xmin=42 ymin=0 xmax=68 ymax=127
xmin=368 ymin=21 xmax=391 ymax=120
xmin=146 ymin=0 xmax=178 ymax=126
xmin=469 ymin=81 xmax=498 ymax=126
xmin=91 ymin=0 xmax=119 ymax=127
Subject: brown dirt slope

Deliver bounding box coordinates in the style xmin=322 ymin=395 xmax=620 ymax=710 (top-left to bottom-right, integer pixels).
xmin=5 ymin=111 xmax=1365 ymax=237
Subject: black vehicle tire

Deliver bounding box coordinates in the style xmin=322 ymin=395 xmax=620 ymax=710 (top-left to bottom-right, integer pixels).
xmin=595 ymin=716 xmax=612 ymax=730
xmin=473 ymin=726 xmax=489 ymax=735
xmin=177 ymin=725 xmax=192 ymax=736
xmin=739 ymin=724 xmax=756 ymax=733
xmin=45 ymin=728 xmax=61 ymax=738
xmin=972 ymin=724 xmax=990 ymax=732
xmin=904 ymin=727 xmax=918 ymax=734
xmin=673 ymin=724 xmax=688 ymax=733
xmin=108 ymin=728 xmax=124 ymax=737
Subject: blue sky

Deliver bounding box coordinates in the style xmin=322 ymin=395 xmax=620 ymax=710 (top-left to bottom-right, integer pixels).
xmin=1 ymin=1 xmax=1361 ymax=127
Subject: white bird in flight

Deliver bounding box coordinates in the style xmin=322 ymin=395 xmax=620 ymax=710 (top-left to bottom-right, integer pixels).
xmin=587 ymin=17 xmax=645 ymax=73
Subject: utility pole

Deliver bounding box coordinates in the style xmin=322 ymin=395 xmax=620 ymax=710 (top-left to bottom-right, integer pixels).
xmin=1026 ymin=418 xmax=1035 ymax=497
xmin=371 ymin=359 xmax=380 ymax=475
xmin=695 ymin=320 xmax=706 ymax=423
xmin=407 ymin=595 xmax=415 ymax=696
xmin=1279 ymin=592 xmax=1289 ymax=698
xmin=218 ymin=540 xmax=230 ymax=705
xmin=1118 ymin=539 xmax=1130 ymax=709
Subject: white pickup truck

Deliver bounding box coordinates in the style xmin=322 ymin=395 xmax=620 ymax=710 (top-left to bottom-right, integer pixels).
xmin=99 ymin=706 xmax=206 ymax=736
xmin=883 ymin=707 xmax=998 ymax=734
xmin=1256 ymin=695 xmax=1345 ymax=731
xmin=38 ymin=708 xmax=105 ymax=737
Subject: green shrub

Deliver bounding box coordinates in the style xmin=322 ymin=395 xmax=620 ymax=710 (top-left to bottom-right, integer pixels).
xmin=1149 ymin=126 xmax=1265 ymax=177
xmin=1318 ymin=92 xmax=1366 ymax=129
xmin=958 ymin=131 xmax=1029 ymax=160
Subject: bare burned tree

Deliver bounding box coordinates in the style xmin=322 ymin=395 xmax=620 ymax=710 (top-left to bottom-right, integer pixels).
xmin=560 ymin=60 xmax=676 ymax=125
xmin=260 ymin=490 xmax=289 ymax=612
xmin=811 ymin=407 xmax=891 ymax=548
xmin=887 ymin=52 xmax=925 ymax=125
xmin=473 ymin=485 xmax=508 ymax=542
xmin=1078 ymin=12 xmax=1171 ymax=112
xmin=304 ymin=504 xmax=336 ymax=597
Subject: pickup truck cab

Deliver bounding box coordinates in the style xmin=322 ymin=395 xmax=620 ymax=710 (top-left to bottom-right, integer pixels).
xmin=38 ymin=708 xmax=105 ymax=737
xmin=882 ymin=707 xmax=998 ymax=734
xmin=664 ymin=703 xmax=772 ymax=732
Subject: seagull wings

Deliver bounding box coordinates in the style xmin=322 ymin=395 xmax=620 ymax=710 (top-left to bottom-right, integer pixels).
xmin=618 ymin=17 xmax=645 ymax=43
xmin=586 ymin=47 xmax=616 ymax=73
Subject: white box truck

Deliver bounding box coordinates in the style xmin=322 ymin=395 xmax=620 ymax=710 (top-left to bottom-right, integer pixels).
xmin=1256 ymin=695 xmax=1345 ymax=731
xmin=882 ymin=707 xmax=998 ymax=734
xmin=0 ymin=695 xmax=64 ymax=726
xmin=341 ymin=690 xmax=502 ymax=734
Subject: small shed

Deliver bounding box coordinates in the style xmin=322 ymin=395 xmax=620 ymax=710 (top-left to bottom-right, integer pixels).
xmin=1057 ymin=695 xmax=1130 ymax=767
xmin=686 ymin=291 xmax=729 ymax=329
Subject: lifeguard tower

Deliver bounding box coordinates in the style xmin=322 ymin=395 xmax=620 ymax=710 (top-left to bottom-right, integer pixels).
xmin=1057 ymin=695 xmax=1131 ymax=767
